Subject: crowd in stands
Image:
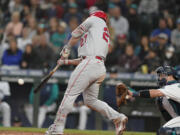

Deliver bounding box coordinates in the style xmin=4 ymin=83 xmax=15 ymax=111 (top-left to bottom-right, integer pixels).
xmin=0 ymin=0 xmax=180 ymax=73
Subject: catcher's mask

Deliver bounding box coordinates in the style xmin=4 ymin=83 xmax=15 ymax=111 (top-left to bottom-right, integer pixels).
xmin=155 ymin=66 xmax=176 ymax=87
xmin=155 ymin=66 xmax=167 ymax=87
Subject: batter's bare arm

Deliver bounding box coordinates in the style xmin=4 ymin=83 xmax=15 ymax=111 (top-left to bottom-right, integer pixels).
xmin=57 ymin=58 xmax=82 ymax=66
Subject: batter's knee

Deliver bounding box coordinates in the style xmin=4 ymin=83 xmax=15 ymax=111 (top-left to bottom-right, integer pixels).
xmin=84 ymin=96 xmax=96 ymax=106
xmin=84 ymin=97 xmax=108 ymax=110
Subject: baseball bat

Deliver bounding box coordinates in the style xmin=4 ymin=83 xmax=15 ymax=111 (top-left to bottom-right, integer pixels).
xmin=33 ymin=64 xmax=60 ymax=93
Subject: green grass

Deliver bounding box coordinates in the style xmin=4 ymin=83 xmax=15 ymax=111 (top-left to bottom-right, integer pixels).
xmin=0 ymin=127 xmax=155 ymax=135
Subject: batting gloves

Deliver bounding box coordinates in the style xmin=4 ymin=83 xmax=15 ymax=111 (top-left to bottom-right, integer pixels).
xmin=57 ymin=59 xmax=70 ymax=66
xmin=60 ymin=44 xmax=71 ymax=59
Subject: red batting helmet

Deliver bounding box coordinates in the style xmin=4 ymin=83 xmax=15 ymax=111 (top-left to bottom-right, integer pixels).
xmin=90 ymin=10 xmax=107 ymax=22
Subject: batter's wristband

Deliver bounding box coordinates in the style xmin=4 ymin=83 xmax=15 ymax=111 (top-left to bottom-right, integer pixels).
xmin=64 ymin=60 xmax=69 ymax=65
xmin=139 ymin=90 xmax=150 ymax=98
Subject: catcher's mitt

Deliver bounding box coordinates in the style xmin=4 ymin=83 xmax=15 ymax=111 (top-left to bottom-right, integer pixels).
xmin=116 ymin=83 xmax=129 ymax=107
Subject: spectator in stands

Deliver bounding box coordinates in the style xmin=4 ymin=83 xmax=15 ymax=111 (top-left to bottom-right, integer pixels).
xmin=158 ymin=0 xmax=177 ymax=15
xmin=30 ymin=0 xmax=45 ymax=20
xmin=25 ymin=84 xmax=59 ymax=128
xmin=21 ymin=44 xmax=37 ymax=69
xmin=0 ymin=81 xmax=11 ymax=127
xmin=17 ymin=27 xmax=32 ymax=51
xmin=37 ymin=23 xmax=50 ymax=43
xmin=31 ymin=35 xmax=40 ymax=47
xmin=115 ymin=34 xmax=127 ymax=54
xmin=156 ymin=33 xmax=169 ymax=63
xmin=39 ymin=0 xmax=51 ymax=11
xmin=67 ymin=17 xmax=79 ymax=34
xmin=63 ymin=3 xmax=82 ymax=24
xmin=163 ymin=46 xmax=178 ymax=67
xmin=171 ymin=18 xmax=180 ymax=49
xmin=150 ymin=18 xmax=171 ymax=44
xmin=21 ymin=5 xmax=31 ymax=24
xmin=34 ymin=35 xmax=54 ymax=68
xmin=47 ymin=0 xmax=64 ymax=19
xmin=138 ymin=0 xmax=159 ymax=15
xmin=164 ymin=11 xmax=174 ymax=30
xmin=27 ymin=17 xmax=37 ymax=39
xmin=49 ymin=17 xmax=58 ymax=34
xmin=143 ymin=49 xmax=161 ymax=73
xmin=105 ymin=34 xmax=127 ymax=69
xmin=0 ymin=0 xmax=9 ymax=23
xmin=9 ymin=0 xmax=23 ymax=14
xmin=135 ymin=36 xmax=150 ymax=61
xmin=50 ymin=21 xmax=67 ymax=54
xmin=127 ymin=4 xmax=139 ymax=44
xmin=2 ymin=39 xmax=22 ymax=66
xmin=108 ymin=3 xmax=116 ymax=17
xmin=110 ymin=0 xmax=128 ymax=15
xmin=110 ymin=6 xmax=129 ymax=36
xmin=5 ymin=12 xmax=23 ymax=37
xmin=118 ymin=44 xmax=141 ymax=72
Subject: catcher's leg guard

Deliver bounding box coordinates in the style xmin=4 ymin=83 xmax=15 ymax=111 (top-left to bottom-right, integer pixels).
xmin=155 ymin=97 xmax=172 ymax=121
xmin=157 ymin=127 xmax=180 ymax=135
xmin=174 ymin=127 xmax=180 ymax=135
xmin=157 ymin=127 xmax=175 ymax=135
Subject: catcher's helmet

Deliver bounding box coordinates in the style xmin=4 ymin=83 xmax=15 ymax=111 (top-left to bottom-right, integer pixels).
xmin=90 ymin=10 xmax=107 ymax=22
xmin=155 ymin=66 xmax=167 ymax=87
xmin=164 ymin=66 xmax=175 ymax=76
xmin=155 ymin=66 xmax=178 ymax=87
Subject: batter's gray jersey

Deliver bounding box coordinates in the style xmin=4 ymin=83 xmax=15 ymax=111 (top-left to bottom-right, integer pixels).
xmin=72 ymin=16 xmax=110 ymax=58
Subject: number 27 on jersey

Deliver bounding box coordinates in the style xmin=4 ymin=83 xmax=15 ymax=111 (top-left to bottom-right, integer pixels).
xmin=80 ymin=27 xmax=110 ymax=47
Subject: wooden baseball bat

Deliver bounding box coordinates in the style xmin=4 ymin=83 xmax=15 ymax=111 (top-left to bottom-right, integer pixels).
xmin=33 ymin=64 xmax=60 ymax=93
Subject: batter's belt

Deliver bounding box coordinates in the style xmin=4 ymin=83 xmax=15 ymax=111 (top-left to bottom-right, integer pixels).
xmin=80 ymin=56 xmax=105 ymax=61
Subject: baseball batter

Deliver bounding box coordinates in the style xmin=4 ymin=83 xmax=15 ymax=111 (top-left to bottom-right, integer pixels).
xmin=128 ymin=66 xmax=180 ymax=135
xmin=45 ymin=10 xmax=127 ymax=135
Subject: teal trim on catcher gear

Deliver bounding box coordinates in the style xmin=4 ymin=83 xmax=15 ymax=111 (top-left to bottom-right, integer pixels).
xmin=158 ymin=127 xmax=180 ymax=135
xmin=127 ymin=87 xmax=136 ymax=92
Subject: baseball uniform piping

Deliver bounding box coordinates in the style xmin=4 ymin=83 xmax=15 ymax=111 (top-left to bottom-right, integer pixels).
xmin=56 ymin=59 xmax=91 ymax=121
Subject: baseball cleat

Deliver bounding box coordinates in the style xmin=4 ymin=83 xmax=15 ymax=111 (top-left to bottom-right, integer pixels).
xmin=114 ymin=116 xmax=128 ymax=135
xmin=45 ymin=124 xmax=63 ymax=135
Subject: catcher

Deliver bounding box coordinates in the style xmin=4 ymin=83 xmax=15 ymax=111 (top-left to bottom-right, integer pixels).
xmin=118 ymin=66 xmax=180 ymax=135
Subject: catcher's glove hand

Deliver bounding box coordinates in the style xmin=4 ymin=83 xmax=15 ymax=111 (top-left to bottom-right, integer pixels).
xmin=116 ymin=83 xmax=129 ymax=107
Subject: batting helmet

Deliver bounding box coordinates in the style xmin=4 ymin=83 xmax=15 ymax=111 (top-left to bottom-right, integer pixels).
xmin=90 ymin=10 xmax=107 ymax=22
